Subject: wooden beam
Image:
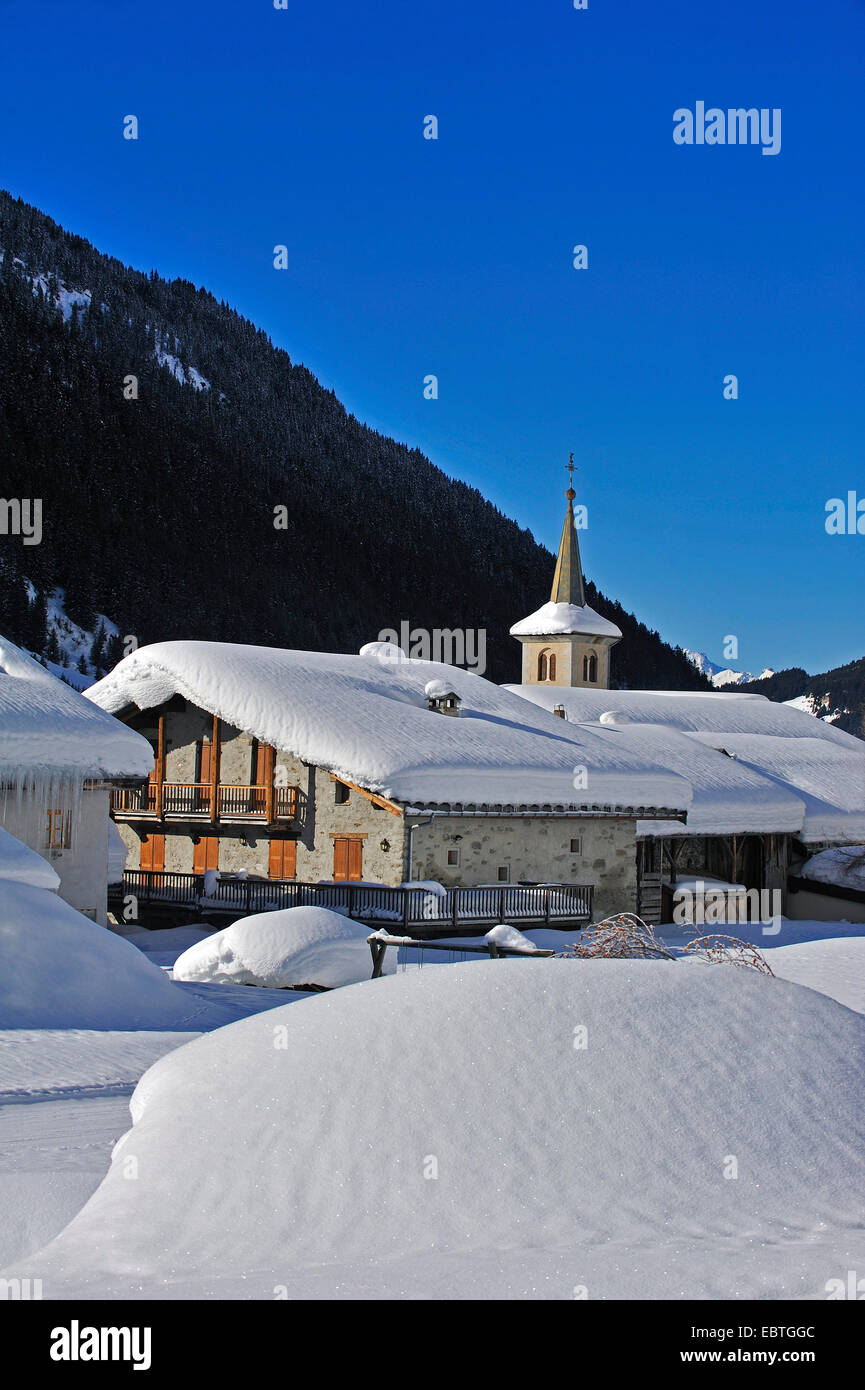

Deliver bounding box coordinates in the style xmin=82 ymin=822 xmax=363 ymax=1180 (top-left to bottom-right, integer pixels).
xmin=155 ymin=713 xmax=165 ymax=820
xmin=328 ymin=774 xmax=401 ymax=816
xmin=210 ymin=715 xmax=220 ymax=823
xmin=264 ymin=744 xmax=275 ymax=824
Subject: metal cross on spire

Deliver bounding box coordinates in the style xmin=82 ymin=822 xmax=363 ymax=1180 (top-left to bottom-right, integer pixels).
xmin=566 ymin=451 xmax=576 ymax=500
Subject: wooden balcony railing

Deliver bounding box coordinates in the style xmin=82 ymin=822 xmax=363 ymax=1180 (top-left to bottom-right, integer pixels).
xmin=110 ymin=872 xmax=594 ymax=933
xmin=111 ymin=783 xmax=300 ymax=822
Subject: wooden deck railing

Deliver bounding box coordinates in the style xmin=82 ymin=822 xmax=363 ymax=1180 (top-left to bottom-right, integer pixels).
xmin=111 ymin=872 xmax=593 ymax=932
xmin=111 ymin=783 xmax=300 ymax=821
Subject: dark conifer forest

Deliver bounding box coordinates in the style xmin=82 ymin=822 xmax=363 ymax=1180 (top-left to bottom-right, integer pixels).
xmin=0 ymin=188 xmax=717 ymax=689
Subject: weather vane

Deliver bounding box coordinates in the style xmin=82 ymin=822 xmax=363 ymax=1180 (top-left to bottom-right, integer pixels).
xmin=566 ymin=451 xmax=576 ymax=499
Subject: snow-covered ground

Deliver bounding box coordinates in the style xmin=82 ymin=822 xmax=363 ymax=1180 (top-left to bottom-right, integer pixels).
xmin=2 ymin=900 xmax=864 ymax=1300
xmin=0 ymin=918 xmax=863 ymax=1300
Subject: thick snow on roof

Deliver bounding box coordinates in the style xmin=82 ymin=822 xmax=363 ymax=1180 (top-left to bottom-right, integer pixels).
xmin=12 ymin=961 xmax=865 ymax=1299
xmin=86 ymin=641 xmax=691 ymax=813
xmin=510 ymin=684 xmax=865 ymax=840
xmin=510 ymin=600 xmax=622 ymax=639
xmin=0 ymin=635 xmax=153 ymax=783
xmin=590 ymin=719 xmax=805 ymax=835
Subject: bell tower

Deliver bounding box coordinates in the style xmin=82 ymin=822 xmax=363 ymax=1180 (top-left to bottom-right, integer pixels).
xmin=510 ymin=456 xmax=622 ymax=689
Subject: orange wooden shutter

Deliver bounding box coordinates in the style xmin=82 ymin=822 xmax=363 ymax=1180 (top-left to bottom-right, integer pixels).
xmin=193 ymin=837 xmax=219 ymax=874
xmin=199 ymin=740 xmax=212 ymax=785
xmin=348 ymin=840 xmax=363 ymax=881
xmin=268 ymin=839 xmax=296 ymax=880
xmin=333 ymin=837 xmax=349 ymax=881
xmin=141 ymin=833 xmax=165 ymax=872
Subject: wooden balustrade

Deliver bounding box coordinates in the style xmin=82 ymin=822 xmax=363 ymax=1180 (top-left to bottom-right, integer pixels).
xmin=111 ymin=782 xmax=301 ymax=822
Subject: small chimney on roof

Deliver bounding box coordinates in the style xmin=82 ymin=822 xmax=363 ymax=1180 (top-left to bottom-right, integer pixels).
xmin=553 ymin=703 xmax=566 ymax=719
xmin=425 ymin=679 xmax=461 ymax=717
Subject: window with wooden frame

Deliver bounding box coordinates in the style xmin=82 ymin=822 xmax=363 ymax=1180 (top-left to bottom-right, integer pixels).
xmin=446 ymin=847 xmax=460 ymax=867
xmin=496 ymin=865 xmax=510 ymax=883
xmin=570 ymin=837 xmax=582 ymax=855
xmin=334 ymin=781 xmax=350 ymax=805
xmin=45 ymin=808 xmax=72 ymax=851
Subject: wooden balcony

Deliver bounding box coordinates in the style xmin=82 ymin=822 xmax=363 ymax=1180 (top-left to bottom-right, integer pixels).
xmin=111 ymin=872 xmax=594 ymax=933
xmin=110 ymin=783 xmax=301 ymax=824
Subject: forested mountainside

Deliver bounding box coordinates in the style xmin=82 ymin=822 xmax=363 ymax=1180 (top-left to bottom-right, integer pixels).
xmin=738 ymin=659 xmax=865 ymax=739
xmin=0 ymin=189 xmax=710 ymax=689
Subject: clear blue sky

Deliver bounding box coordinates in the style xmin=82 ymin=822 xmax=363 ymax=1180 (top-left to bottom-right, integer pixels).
xmin=1 ymin=0 xmax=863 ymax=674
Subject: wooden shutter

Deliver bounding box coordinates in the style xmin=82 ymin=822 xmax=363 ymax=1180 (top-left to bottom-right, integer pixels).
xmin=193 ymin=836 xmax=219 ymax=874
xmin=198 ymin=740 xmax=212 ymax=785
xmin=268 ymin=838 xmax=296 ymax=880
xmin=333 ymin=834 xmax=350 ymax=878
xmin=348 ymin=839 xmax=363 ymax=881
xmin=140 ymin=833 xmax=165 ymax=872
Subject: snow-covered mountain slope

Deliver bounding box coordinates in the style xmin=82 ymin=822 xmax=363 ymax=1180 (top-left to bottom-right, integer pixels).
xmin=0 ymin=248 xmax=213 ymax=394
xmin=685 ymin=648 xmax=775 ymax=688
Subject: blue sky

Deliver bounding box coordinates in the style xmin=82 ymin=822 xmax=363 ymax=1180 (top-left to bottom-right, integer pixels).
xmin=1 ymin=0 xmax=863 ymax=674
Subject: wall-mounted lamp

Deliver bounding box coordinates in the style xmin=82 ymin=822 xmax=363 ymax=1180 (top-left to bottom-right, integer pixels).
xmin=380 ymin=839 xmax=391 ymax=853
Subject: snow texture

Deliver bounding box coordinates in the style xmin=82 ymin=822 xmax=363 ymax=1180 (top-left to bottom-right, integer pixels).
xmin=0 ymin=825 xmax=60 ymax=891
xmin=801 ymin=846 xmax=865 ymax=892
xmin=510 ymin=600 xmax=622 ymax=639
xmin=10 ymin=959 xmax=865 ymax=1300
xmin=0 ymin=633 xmax=153 ymax=782
xmin=86 ymin=641 xmax=691 ymax=813
xmin=172 ymin=906 xmax=393 ymax=989
xmin=510 ymin=684 xmax=865 ymax=842
xmin=0 ymin=879 xmax=207 ymax=1030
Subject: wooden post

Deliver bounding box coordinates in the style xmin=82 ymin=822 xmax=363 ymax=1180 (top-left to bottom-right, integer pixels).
xmin=498 ymin=886 xmax=506 ymax=925
xmin=402 ymin=889 xmax=410 ymax=932
xmin=210 ymin=715 xmax=220 ymax=823
xmin=264 ymin=744 xmax=275 ymax=824
xmin=544 ymin=888 xmax=551 ymax=924
xmin=370 ymin=940 xmax=387 ymax=979
xmin=451 ymin=888 xmax=458 ymax=932
xmin=155 ymin=713 xmax=165 ymax=820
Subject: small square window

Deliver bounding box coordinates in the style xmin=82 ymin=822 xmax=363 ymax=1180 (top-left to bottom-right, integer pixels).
xmin=497 ymin=865 xmax=510 ymax=883
xmin=447 ymin=848 xmax=460 ymax=866
xmin=570 ymin=837 xmax=582 ymax=855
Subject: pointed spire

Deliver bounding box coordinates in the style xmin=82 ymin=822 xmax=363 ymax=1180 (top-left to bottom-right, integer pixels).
xmin=550 ymin=453 xmax=586 ymax=606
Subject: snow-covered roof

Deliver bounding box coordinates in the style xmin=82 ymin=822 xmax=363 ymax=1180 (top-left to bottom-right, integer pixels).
xmin=508 ymin=685 xmax=865 ymax=842
xmin=0 ymin=635 xmax=154 ymax=784
xmin=86 ymin=641 xmax=692 ymax=815
xmin=510 ymin=600 xmax=622 ymax=640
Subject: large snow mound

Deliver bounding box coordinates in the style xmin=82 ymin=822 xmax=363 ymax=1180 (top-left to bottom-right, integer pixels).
xmin=172 ymin=906 xmax=391 ymax=989
xmin=0 ymin=825 xmax=60 ymax=891
xmin=15 ymin=959 xmax=865 ymax=1299
xmin=0 ymin=879 xmax=203 ymax=1030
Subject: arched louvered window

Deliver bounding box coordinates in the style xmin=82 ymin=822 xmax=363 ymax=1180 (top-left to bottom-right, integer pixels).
xmin=548 ymin=653 xmax=557 ymax=681
xmin=587 ymin=652 xmax=598 ymax=683
xmin=537 ymin=652 xmax=548 ymax=681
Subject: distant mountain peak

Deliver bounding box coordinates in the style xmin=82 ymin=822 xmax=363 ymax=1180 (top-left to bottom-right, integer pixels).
xmin=684 ymin=649 xmax=775 ymax=689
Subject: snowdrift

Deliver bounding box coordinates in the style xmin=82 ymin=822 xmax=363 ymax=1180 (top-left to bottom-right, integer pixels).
xmin=172 ymin=906 xmax=391 ymax=989
xmin=0 ymin=878 xmax=205 ymax=1030
xmin=14 ymin=959 xmax=865 ymax=1299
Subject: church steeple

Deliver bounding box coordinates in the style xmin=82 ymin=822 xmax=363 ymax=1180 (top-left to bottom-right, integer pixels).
xmin=550 ymin=454 xmax=586 ymax=607
xmin=509 ymin=453 xmax=623 ymax=689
